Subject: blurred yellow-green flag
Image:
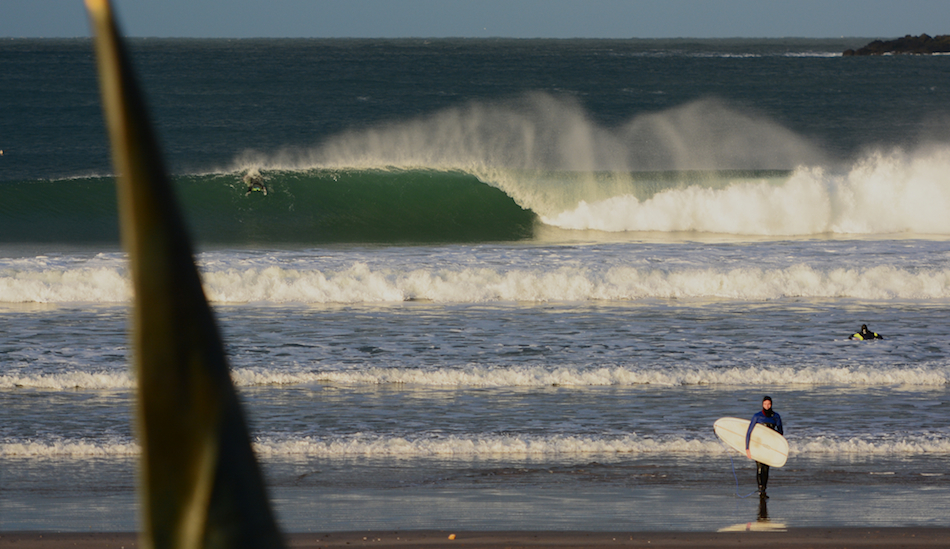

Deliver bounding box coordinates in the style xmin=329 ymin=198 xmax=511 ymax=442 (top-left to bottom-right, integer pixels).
xmin=84 ymin=1 xmax=286 ymax=547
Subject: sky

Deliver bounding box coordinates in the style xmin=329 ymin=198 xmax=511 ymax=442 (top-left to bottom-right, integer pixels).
xmin=3 ymin=0 xmax=950 ymax=39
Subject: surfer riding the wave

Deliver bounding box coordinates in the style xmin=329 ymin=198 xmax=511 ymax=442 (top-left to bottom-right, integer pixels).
xmin=244 ymin=171 xmax=267 ymax=196
xmin=746 ymin=396 xmax=783 ymax=498
xmin=849 ymin=324 xmax=882 ymax=340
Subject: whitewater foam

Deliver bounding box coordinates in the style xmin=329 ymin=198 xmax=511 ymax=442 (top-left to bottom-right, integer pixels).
xmin=251 ymin=434 xmax=950 ymax=459
xmin=6 ymin=364 xmax=948 ymax=391
xmin=798 ymin=436 xmax=950 ymax=456
xmin=0 ymin=439 xmax=139 ymax=458
xmin=231 ymin=364 xmax=950 ymax=388
xmin=0 ymin=370 xmax=134 ymax=390
xmin=6 ymin=261 xmax=950 ymax=304
xmin=5 ymin=433 xmax=949 ymax=460
xmin=543 ymin=149 xmax=950 ymax=235
xmin=0 ymin=267 xmax=130 ymax=303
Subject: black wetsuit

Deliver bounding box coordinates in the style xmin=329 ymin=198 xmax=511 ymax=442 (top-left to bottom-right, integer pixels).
xmin=850 ymin=328 xmax=882 ymax=340
xmin=746 ymin=409 xmax=783 ymax=494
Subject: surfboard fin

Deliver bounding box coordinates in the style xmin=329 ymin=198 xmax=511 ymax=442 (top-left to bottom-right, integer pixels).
xmin=84 ymin=1 xmax=284 ymax=547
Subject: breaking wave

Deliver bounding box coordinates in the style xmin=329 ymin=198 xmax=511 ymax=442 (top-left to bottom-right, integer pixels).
xmin=5 ymin=364 xmax=948 ymax=390
xmin=5 ymin=261 xmax=950 ymax=304
xmin=5 ymin=433 xmax=950 ymax=460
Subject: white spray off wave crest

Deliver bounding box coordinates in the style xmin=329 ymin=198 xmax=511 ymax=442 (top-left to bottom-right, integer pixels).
xmin=235 ymin=94 xmax=824 ymax=219
xmin=546 ymin=147 xmax=950 ymax=235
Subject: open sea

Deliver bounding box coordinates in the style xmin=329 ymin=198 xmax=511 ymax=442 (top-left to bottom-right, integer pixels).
xmin=2 ymin=37 xmax=950 ymax=532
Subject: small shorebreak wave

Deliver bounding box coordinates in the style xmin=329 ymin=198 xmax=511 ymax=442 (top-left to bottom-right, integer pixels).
xmin=4 ymin=433 xmax=949 ymax=460
xmin=5 ymin=260 xmax=950 ymax=304
xmin=5 ymin=363 xmax=948 ymax=390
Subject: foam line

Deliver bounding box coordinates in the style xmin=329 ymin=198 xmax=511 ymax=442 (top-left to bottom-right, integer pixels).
xmin=5 ymin=434 xmax=949 ymax=459
xmin=6 ymin=263 xmax=950 ymax=304
xmin=6 ymin=364 xmax=947 ymax=390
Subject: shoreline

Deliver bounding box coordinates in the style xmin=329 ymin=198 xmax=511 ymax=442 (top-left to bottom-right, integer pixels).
xmin=5 ymin=482 xmax=950 ymax=532
xmin=3 ymin=528 xmax=950 ymax=549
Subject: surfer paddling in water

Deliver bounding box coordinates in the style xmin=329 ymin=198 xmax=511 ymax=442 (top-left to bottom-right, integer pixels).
xmin=746 ymin=396 xmax=783 ymax=498
xmin=849 ymin=324 xmax=883 ymax=340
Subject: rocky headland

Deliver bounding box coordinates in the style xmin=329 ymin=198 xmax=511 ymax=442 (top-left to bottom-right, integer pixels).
xmin=843 ymin=33 xmax=950 ymax=55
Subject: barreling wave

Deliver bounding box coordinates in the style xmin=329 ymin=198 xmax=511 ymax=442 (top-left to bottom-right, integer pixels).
xmin=5 ymin=260 xmax=950 ymax=304
xmin=0 ymin=168 xmax=536 ymax=244
xmin=5 ymin=433 xmax=950 ymax=460
xmin=5 ymin=364 xmax=948 ymax=390
xmin=5 ymin=153 xmax=950 ymax=244
xmin=8 ymin=95 xmax=950 ymax=244
xmin=232 ymin=93 xmax=950 ymax=237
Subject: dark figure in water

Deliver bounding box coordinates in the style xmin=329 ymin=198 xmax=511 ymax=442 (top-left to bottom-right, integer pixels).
xmin=849 ymin=324 xmax=883 ymax=340
xmin=244 ymin=173 xmax=267 ymax=196
xmin=746 ymin=395 xmax=783 ymax=498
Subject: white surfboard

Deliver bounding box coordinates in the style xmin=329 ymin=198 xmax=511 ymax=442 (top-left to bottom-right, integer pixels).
xmin=714 ymin=417 xmax=788 ymax=468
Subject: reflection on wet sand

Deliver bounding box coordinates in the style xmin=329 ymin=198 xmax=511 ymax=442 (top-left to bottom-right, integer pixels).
xmin=718 ymin=497 xmax=788 ymax=532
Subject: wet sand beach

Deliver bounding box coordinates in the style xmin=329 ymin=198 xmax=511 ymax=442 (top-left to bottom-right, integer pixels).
xmin=3 ymin=528 xmax=950 ymax=549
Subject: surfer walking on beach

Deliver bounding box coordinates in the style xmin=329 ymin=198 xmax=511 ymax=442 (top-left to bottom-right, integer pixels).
xmin=746 ymin=396 xmax=783 ymax=498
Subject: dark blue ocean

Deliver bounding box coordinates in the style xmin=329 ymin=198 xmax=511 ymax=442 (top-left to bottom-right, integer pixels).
xmin=2 ymin=38 xmax=950 ymax=532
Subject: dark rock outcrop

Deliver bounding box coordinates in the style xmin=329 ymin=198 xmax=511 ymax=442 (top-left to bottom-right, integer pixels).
xmin=843 ymin=34 xmax=950 ymax=56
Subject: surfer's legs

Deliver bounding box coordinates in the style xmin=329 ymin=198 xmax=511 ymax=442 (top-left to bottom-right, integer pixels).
xmin=756 ymin=461 xmax=770 ymax=496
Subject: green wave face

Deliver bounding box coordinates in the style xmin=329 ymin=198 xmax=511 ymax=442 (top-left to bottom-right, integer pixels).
xmin=0 ymin=177 xmax=121 ymax=243
xmin=1 ymin=168 xmax=538 ymax=245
